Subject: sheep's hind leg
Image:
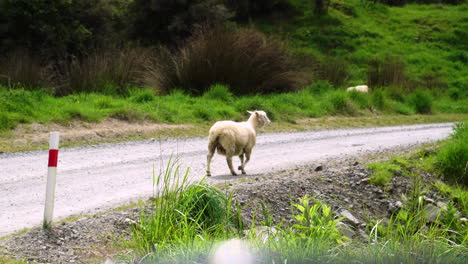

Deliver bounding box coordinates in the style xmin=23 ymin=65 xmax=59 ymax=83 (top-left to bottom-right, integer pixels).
xmin=206 ymin=142 xmax=216 ymax=177
xmin=238 ymin=154 xmax=246 ymax=174
xmin=226 ymin=156 xmax=237 ymax=176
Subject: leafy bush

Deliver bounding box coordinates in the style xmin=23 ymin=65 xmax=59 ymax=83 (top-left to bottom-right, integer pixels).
xmin=437 ymin=122 xmax=468 ymax=186
xmin=407 ymin=90 xmax=433 ymax=114
xmin=143 ymin=27 xmax=307 ymax=95
xmin=292 ymin=195 xmax=346 ymax=244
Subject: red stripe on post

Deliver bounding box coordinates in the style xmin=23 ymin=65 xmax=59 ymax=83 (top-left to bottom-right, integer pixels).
xmin=48 ymin=149 xmax=59 ymax=167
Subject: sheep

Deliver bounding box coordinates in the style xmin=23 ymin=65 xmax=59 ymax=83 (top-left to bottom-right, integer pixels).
xmin=206 ymin=110 xmax=271 ymax=176
xmin=346 ymin=85 xmax=369 ymax=93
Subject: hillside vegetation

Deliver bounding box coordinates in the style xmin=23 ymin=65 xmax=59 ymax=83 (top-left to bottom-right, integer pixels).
xmin=0 ymin=0 xmax=467 ymax=133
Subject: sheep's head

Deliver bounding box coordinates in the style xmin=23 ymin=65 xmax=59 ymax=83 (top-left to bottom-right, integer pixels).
xmin=247 ymin=110 xmax=271 ymax=128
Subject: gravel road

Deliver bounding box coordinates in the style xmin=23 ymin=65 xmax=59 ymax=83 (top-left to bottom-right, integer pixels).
xmin=0 ymin=123 xmax=453 ymax=237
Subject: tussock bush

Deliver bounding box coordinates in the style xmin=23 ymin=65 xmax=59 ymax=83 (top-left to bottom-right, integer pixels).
xmin=0 ymin=50 xmax=52 ymax=90
xmin=317 ymin=57 xmax=349 ymax=86
xmin=437 ymin=122 xmax=468 ymax=186
xmin=368 ymin=56 xmax=406 ymax=88
xmin=407 ymin=90 xmax=433 ymax=114
xmin=143 ymin=27 xmax=308 ymax=96
xmin=175 ymin=183 xmax=227 ymax=231
xmin=58 ymin=48 xmax=151 ymax=95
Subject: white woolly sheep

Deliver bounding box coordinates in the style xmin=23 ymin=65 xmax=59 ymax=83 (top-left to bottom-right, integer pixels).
xmin=206 ymin=110 xmax=271 ymax=176
xmin=346 ymin=85 xmax=369 ymax=93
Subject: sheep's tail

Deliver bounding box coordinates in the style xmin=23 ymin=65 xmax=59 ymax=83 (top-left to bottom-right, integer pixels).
xmin=208 ymin=133 xmax=227 ymax=156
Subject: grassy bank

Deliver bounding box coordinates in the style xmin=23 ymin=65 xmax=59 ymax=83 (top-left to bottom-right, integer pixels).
xmin=120 ymin=126 xmax=467 ymax=263
xmin=1 ymin=84 xmax=467 ymax=132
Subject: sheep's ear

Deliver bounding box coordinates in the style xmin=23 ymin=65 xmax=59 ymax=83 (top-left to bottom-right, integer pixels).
xmin=247 ymin=111 xmax=254 ymax=115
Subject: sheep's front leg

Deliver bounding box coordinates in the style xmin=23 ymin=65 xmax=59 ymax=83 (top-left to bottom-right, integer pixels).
xmin=238 ymin=154 xmax=246 ymax=174
xmin=242 ymin=150 xmax=251 ymax=172
xmin=226 ymin=156 xmax=237 ymax=176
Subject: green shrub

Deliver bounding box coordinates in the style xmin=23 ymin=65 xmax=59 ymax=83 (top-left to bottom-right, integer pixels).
xmin=371 ymin=89 xmax=386 ymax=110
xmin=0 ymin=112 xmax=16 ymax=131
xmin=292 ymin=195 xmax=346 ymax=244
xmin=327 ymin=91 xmax=357 ymax=115
xmin=203 ymin=84 xmax=234 ymax=102
xmin=408 ymin=90 xmax=433 ymax=114
xmin=348 ymin=90 xmax=370 ymax=109
xmin=305 ymin=80 xmax=334 ymax=94
xmin=130 ymin=89 xmax=156 ymax=103
xmin=437 ymin=122 xmax=468 ymax=186
xmin=143 ymin=27 xmax=307 ymax=96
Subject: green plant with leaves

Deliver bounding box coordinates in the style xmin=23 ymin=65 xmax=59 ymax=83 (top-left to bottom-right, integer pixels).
xmin=292 ymin=195 xmax=346 ymax=244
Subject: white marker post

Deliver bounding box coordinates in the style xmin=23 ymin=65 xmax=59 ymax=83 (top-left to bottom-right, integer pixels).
xmin=43 ymin=132 xmax=60 ymax=229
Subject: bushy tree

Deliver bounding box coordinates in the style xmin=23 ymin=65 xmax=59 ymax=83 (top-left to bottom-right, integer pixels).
xmin=0 ymin=0 xmax=128 ymax=59
xmin=224 ymin=0 xmax=291 ymax=19
xmin=128 ymin=0 xmax=232 ymax=46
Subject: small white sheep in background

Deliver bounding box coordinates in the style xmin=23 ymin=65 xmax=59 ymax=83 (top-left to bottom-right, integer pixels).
xmin=347 ymin=85 xmax=369 ymax=93
xmin=206 ymin=110 xmax=271 ymax=176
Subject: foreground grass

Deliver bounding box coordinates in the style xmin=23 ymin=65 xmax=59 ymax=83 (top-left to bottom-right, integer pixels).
xmin=121 ymin=149 xmax=467 ymax=264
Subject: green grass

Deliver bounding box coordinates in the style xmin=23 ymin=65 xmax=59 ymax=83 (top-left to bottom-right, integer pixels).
xmin=366 ymin=156 xmax=411 ymax=186
xmin=1 ymin=84 xmax=467 ymax=133
xmin=436 ymin=122 xmax=468 ymax=185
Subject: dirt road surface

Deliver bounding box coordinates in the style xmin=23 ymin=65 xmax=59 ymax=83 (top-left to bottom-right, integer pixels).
xmin=0 ymin=123 xmax=453 ymax=237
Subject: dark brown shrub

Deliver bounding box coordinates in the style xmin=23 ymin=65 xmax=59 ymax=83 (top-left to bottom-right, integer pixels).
xmin=0 ymin=50 xmax=52 ymax=90
xmin=368 ymin=56 xmax=405 ymax=88
xmin=57 ymin=47 xmax=151 ymax=95
xmin=143 ymin=27 xmax=308 ymax=95
xmin=317 ymin=57 xmax=349 ymax=87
